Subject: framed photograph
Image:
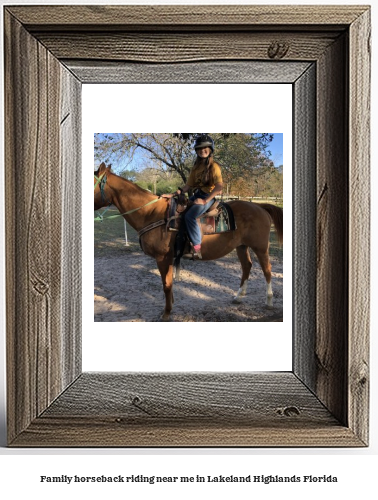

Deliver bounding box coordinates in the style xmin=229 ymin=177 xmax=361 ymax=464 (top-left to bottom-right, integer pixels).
xmin=4 ymin=5 xmax=370 ymax=447
xmin=88 ymin=89 xmax=291 ymax=371
xmin=91 ymin=125 xmax=288 ymax=327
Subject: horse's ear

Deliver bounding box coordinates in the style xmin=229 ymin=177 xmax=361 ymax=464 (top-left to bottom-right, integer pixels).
xmin=99 ymin=162 xmax=106 ymax=171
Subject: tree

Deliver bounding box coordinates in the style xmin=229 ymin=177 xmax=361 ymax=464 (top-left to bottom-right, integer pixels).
xmin=95 ymin=133 xmax=195 ymax=183
xmin=214 ymin=133 xmax=274 ymax=195
xmin=94 ymin=133 xmax=275 ymax=192
xmin=119 ymin=168 xmax=138 ymax=182
xmin=131 ymin=167 xmax=182 ymax=195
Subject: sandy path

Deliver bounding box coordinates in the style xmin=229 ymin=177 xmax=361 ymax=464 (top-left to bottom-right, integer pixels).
xmin=94 ymin=251 xmax=283 ymax=322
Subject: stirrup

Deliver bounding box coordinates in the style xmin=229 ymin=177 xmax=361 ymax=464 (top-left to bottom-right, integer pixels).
xmin=192 ymin=250 xmax=202 ymax=260
xmin=182 ymin=250 xmax=202 ymax=260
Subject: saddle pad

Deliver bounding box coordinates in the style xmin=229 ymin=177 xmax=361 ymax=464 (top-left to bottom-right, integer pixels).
xmin=199 ymin=202 xmax=236 ymax=235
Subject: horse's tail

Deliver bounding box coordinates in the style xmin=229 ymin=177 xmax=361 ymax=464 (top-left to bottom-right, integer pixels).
xmin=260 ymin=204 xmax=283 ymax=245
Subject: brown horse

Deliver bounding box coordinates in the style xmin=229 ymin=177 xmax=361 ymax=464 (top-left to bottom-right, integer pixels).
xmin=94 ymin=162 xmax=283 ymax=321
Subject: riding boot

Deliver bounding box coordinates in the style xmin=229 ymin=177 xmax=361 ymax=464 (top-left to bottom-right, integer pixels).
xmin=183 ymin=243 xmax=202 ymax=260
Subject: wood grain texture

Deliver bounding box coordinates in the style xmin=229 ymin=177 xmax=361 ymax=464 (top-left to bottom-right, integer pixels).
xmin=41 ymin=373 xmax=335 ymax=422
xmin=35 ymin=32 xmax=339 ymax=63
xmin=4 ymin=11 xmax=81 ymax=444
xmin=7 ymin=5 xmax=367 ymax=29
xmin=4 ymin=5 xmax=370 ymax=447
xmin=293 ymin=64 xmax=317 ymax=390
xmin=5 ymin=12 xmax=61 ymax=442
xmin=316 ymin=34 xmax=349 ymax=425
xmin=65 ymin=60 xmax=311 ymax=84
xmin=11 ymin=419 xmax=363 ymax=448
xmin=11 ymin=373 xmax=363 ymax=447
xmin=60 ymin=67 xmax=82 ymax=389
xmin=348 ymin=9 xmax=371 ymax=445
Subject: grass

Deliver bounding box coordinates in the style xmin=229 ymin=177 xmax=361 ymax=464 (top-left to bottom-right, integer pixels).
xmin=94 ymin=207 xmax=140 ymax=258
xmin=94 ymin=205 xmax=283 ymax=261
xmin=252 ymin=199 xmax=283 ymax=209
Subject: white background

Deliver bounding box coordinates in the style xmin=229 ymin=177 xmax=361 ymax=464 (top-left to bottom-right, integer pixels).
xmin=84 ymin=83 xmax=292 ymax=372
xmin=0 ymin=0 xmax=377 ymax=499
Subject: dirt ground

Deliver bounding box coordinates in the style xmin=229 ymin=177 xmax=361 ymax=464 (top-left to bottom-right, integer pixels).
xmin=94 ymin=250 xmax=283 ymax=322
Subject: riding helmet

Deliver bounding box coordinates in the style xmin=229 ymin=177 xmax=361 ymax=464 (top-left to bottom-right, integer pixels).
xmin=194 ymin=134 xmax=214 ymax=153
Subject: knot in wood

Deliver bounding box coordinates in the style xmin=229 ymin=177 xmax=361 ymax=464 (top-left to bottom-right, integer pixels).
xmin=131 ymin=395 xmax=150 ymax=414
xmin=268 ymin=41 xmax=289 ymax=59
xmin=277 ymin=406 xmax=300 ymax=417
xmin=32 ymin=279 xmax=49 ymax=296
xmin=130 ymin=395 xmax=156 ymax=416
xmin=132 ymin=396 xmax=142 ymax=406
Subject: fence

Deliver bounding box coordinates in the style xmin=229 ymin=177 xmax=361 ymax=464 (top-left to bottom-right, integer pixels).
xmin=217 ymin=195 xmax=283 ymax=205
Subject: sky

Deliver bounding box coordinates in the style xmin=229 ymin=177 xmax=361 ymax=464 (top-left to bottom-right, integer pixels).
xmin=269 ymin=133 xmax=283 ymax=167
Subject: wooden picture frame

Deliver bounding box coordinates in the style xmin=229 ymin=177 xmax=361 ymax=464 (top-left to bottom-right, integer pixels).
xmin=4 ymin=5 xmax=370 ymax=447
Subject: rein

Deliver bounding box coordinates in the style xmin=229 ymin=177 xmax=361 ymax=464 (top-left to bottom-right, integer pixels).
xmin=94 ymin=197 xmax=163 ymax=222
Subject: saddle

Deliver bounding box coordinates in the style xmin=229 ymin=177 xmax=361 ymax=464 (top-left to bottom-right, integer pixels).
xmin=167 ymin=195 xmax=236 ymax=266
xmin=166 ymin=196 xmax=236 ymax=236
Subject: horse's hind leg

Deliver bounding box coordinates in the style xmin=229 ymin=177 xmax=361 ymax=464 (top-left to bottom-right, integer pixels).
xmin=254 ymin=248 xmax=273 ymax=308
xmin=233 ymin=245 xmax=253 ymax=303
xmin=156 ymin=255 xmax=174 ymax=321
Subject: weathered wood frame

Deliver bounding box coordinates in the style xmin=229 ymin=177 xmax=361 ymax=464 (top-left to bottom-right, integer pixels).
xmin=4 ymin=5 xmax=370 ymax=447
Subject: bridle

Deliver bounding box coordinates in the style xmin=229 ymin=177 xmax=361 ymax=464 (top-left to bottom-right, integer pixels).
xmin=93 ymin=173 xmax=104 ymax=190
xmin=94 ymin=172 xmax=113 ymax=221
xmin=94 ymin=173 xmax=112 ymax=204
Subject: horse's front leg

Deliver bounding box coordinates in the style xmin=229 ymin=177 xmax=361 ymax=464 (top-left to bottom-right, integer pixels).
xmin=156 ymin=255 xmax=174 ymax=321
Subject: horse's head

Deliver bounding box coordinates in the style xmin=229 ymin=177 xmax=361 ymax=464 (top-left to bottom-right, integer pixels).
xmin=94 ymin=162 xmax=112 ymax=210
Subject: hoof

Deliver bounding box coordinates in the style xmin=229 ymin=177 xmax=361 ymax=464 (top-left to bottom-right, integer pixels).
xmin=266 ymin=295 xmax=274 ymax=309
xmin=233 ymin=287 xmax=247 ymax=304
xmin=232 ymin=296 xmax=243 ymax=304
xmin=173 ymin=269 xmax=181 ymax=281
xmin=160 ymin=313 xmax=172 ymax=322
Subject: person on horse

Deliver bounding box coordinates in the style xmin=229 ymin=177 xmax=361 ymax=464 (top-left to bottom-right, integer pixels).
xmin=162 ymin=134 xmax=223 ymax=259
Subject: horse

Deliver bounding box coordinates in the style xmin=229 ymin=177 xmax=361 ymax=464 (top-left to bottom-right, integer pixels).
xmin=94 ymin=162 xmax=283 ymax=321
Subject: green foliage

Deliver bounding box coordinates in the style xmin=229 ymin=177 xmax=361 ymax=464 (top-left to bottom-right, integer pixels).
xmin=155 ymin=180 xmax=181 ymax=196
xmin=134 ymin=179 xmax=179 ymax=195
xmin=94 ymin=133 xmax=281 ymax=198
xmin=119 ymin=169 xmax=138 ymax=182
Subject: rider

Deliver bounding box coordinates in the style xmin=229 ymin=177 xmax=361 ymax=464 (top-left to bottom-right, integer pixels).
xmin=163 ymin=134 xmax=223 ymax=259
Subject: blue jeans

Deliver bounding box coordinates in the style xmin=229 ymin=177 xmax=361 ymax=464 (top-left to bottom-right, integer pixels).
xmin=184 ymin=191 xmax=213 ymax=246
